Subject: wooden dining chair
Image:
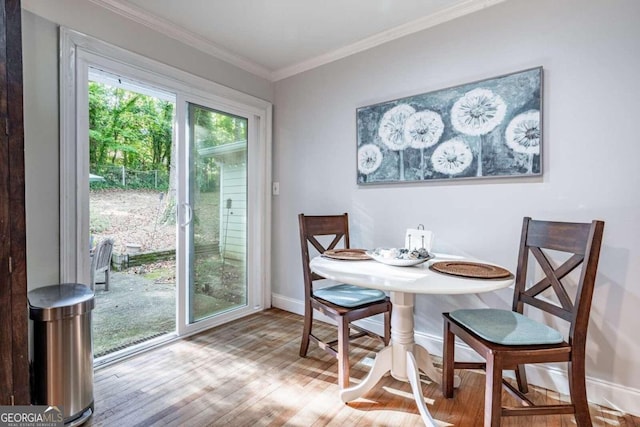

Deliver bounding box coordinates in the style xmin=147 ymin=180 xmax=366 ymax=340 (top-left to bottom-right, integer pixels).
xmin=442 ymin=217 xmax=605 ymax=427
xmin=298 ymin=213 xmax=392 ymax=388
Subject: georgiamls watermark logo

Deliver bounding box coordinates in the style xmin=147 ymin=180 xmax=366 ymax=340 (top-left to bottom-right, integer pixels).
xmin=0 ymin=405 xmax=63 ymax=427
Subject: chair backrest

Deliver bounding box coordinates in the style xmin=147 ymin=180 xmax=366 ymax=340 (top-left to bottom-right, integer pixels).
xmin=298 ymin=213 xmax=350 ymax=296
xmin=92 ymin=238 xmax=114 ymax=274
xmin=513 ymin=217 xmax=605 ymax=348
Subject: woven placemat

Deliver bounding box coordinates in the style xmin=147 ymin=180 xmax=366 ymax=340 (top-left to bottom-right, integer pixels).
xmin=429 ymin=261 xmax=513 ymax=279
xmin=322 ymin=249 xmax=372 ymax=261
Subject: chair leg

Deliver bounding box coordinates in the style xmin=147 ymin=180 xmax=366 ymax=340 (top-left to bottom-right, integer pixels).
xmin=515 ymin=364 xmax=529 ymax=394
xmin=443 ymin=320 xmax=455 ymax=398
xmin=484 ymin=355 xmax=503 ymax=427
xmin=337 ymin=317 xmax=350 ymax=389
xmin=568 ymin=360 xmax=592 ymax=427
xmin=299 ymin=305 xmax=313 ymax=357
xmin=383 ymin=308 xmax=391 ymax=346
xmin=104 ymin=269 xmax=110 ymax=291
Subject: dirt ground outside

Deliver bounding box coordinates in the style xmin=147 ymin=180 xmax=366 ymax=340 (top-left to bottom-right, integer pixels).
xmin=90 ymin=190 xmax=174 ymax=356
xmin=90 ymin=189 xmax=243 ymax=357
xmin=90 ymin=189 xmax=177 ymax=255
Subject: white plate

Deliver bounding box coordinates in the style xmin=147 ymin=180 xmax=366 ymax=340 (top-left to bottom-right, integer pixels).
xmin=366 ymin=250 xmax=433 ymax=267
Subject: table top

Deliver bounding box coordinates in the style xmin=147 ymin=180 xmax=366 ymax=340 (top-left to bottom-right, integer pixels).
xmin=310 ymin=253 xmax=514 ymax=295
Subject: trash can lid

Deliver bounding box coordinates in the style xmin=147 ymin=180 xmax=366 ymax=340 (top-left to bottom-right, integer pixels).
xmin=28 ymin=283 xmax=95 ymax=321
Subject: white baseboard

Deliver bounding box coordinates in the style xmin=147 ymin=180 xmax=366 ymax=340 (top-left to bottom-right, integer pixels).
xmin=272 ymin=292 xmax=337 ymax=325
xmin=271 ymin=293 xmax=640 ymax=417
xmin=271 ymin=293 xmax=305 ymax=316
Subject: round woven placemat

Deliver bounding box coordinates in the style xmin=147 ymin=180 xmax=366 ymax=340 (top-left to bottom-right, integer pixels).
xmin=429 ymin=261 xmax=512 ymax=279
xmin=322 ymin=248 xmax=372 ymax=261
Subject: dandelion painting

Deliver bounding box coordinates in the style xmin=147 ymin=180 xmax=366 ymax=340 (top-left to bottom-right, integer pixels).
xmin=356 ymin=67 xmax=542 ymax=184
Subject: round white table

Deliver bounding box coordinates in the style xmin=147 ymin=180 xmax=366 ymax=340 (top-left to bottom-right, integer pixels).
xmin=310 ymin=254 xmax=513 ymax=426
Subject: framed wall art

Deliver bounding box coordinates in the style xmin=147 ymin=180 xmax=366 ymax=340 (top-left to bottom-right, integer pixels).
xmin=356 ymin=67 xmax=542 ymax=184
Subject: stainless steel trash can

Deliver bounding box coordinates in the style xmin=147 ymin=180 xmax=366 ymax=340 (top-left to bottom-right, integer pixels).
xmin=28 ymin=283 xmax=95 ymax=426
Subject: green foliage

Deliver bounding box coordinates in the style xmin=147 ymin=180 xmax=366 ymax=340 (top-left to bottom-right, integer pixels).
xmin=89 ymin=81 xmax=174 ymax=189
xmin=192 ymin=105 xmax=247 ymax=149
xmin=191 ymin=105 xmax=247 ymax=192
xmin=89 ymin=81 xmax=248 ymax=194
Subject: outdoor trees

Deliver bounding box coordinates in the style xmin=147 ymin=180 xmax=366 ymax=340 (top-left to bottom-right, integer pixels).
xmin=191 ymin=105 xmax=247 ymax=192
xmin=88 ymin=81 xmax=247 ymax=226
xmin=88 ymin=81 xmax=174 ymax=186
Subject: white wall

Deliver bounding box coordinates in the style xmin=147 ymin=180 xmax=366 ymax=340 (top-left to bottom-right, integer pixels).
xmin=22 ymin=11 xmax=60 ymax=290
xmin=272 ymin=0 xmax=640 ymax=414
xmin=21 ymin=2 xmax=274 ymax=289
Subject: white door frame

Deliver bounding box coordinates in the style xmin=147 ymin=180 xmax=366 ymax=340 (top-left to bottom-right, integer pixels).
xmin=177 ymin=94 xmax=267 ymax=334
xmin=59 ymin=28 xmax=272 ymax=335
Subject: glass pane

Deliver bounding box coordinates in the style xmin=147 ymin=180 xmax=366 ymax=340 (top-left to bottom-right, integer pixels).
xmin=188 ymin=103 xmax=248 ymax=322
xmin=88 ymin=76 xmax=177 ymax=358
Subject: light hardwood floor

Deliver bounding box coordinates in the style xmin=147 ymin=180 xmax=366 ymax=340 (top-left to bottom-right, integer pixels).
xmin=86 ymin=309 xmax=638 ymax=426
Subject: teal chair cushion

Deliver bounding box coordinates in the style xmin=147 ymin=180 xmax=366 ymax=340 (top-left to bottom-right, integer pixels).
xmin=449 ymin=308 xmax=564 ymax=345
xmin=314 ymin=284 xmax=387 ymax=308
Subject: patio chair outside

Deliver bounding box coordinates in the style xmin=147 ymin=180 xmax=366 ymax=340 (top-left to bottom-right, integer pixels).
xmin=91 ymin=238 xmax=114 ymax=291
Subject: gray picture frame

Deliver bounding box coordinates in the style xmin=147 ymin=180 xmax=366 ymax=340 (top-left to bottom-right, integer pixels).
xmin=356 ymin=67 xmax=543 ymax=185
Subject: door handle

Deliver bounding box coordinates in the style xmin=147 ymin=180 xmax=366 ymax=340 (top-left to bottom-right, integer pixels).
xmin=180 ymin=203 xmax=193 ymax=228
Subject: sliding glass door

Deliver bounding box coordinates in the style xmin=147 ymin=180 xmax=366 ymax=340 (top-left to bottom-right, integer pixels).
xmin=177 ymin=96 xmax=264 ymax=334
xmin=187 ymin=103 xmax=248 ymax=323
xmin=62 ymin=29 xmax=271 ymax=351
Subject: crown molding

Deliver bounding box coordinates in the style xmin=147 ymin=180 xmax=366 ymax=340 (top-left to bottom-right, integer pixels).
xmin=85 ymin=0 xmax=507 ymax=82
xmin=86 ymin=0 xmax=273 ymax=81
xmin=271 ymin=0 xmax=508 ymax=81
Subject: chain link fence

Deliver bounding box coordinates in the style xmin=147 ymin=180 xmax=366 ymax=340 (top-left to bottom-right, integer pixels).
xmin=90 ymin=165 xmax=170 ymax=190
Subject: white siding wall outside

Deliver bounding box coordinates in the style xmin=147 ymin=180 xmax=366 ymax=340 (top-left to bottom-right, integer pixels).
xmin=220 ymin=163 xmax=246 ymax=261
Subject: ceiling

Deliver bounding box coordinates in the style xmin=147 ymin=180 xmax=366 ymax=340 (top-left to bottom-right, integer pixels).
xmin=89 ymin=0 xmax=508 ymax=81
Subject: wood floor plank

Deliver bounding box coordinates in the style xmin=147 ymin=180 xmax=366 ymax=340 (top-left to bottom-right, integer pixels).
xmin=85 ymin=309 xmax=639 ymax=426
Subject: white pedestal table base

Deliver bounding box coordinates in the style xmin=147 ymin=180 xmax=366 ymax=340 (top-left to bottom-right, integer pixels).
xmin=339 ymin=291 xmax=459 ymax=427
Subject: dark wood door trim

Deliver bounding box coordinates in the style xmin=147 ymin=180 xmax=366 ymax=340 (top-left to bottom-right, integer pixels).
xmin=0 ymin=0 xmax=13 ymax=405
xmin=0 ymin=0 xmax=29 ymax=405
